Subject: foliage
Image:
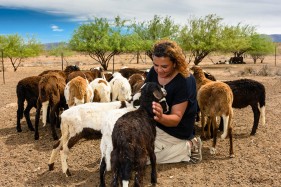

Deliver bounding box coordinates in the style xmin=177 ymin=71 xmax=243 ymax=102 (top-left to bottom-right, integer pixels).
xmin=69 ymin=16 xmax=135 ymax=70
xmin=248 ymin=34 xmax=275 ymax=63
xmin=132 ymin=15 xmax=180 ymax=60
xmin=220 ymin=23 xmax=256 ymax=57
xmin=0 ymin=34 xmax=42 ymax=71
xmin=178 ymin=14 xmax=223 ymax=65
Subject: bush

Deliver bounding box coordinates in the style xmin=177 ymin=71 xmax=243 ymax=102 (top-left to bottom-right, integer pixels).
xmin=256 ymin=65 xmax=271 ymax=76
xmin=239 ymin=67 xmax=256 ymax=76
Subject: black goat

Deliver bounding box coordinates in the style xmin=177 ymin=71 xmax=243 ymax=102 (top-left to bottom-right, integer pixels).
xmin=16 ymin=76 xmax=41 ymax=132
xmin=202 ymin=78 xmax=266 ymax=137
xmin=222 ymin=78 xmax=266 ymax=135
xmin=104 ymin=82 xmax=168 ymax=187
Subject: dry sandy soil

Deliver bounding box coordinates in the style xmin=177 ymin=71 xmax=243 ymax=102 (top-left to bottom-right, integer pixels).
xmin=0 ymin=54 xmax=281 ymax=187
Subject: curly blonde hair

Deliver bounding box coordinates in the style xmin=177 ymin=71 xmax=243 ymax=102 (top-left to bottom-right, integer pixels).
xmin=152 ymin=39 xmax=189 ymax=78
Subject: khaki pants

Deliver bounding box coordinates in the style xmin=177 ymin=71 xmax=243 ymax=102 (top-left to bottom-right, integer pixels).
xmin=154 ymin=127 xmax=191 ymax=164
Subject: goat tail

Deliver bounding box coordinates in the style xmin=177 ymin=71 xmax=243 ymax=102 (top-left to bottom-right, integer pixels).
xmin=16 ymin=84 xmax=25 ymax=119
xmin=259 ymin=88 xmax=266 ymax=125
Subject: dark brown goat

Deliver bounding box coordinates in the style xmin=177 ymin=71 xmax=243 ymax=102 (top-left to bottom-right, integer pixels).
xmin=38 ymin=65 xmax=80 ymax=78
xmin=118 ymin=67 xmax=146 ymax=79
xmin=66 ymin=68 xmax=103 ymax=83
xmin=34 ymin=72 xmax=67 ymax=140
xmin=107 ymin=82 xmax=168 ymax=187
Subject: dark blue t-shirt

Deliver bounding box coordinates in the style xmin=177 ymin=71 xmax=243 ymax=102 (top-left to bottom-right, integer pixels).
xmin=145 ymin=67 xmax=197 ymax=140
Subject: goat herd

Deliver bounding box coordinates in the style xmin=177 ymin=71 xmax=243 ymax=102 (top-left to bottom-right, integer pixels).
xmin=15 ymin=65 xmax=266 ymax=187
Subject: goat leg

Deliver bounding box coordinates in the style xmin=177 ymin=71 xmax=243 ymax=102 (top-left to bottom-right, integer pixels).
xmin=210 ymin=117 xmax=218 ymax=155
xmin=34 ymin=99 xmax=42 ymax=140
xmin=99 ymin=157 xmax=107 ymax=187
xmin=49 ymin=105 xmax=59 ymax=140
xmin=150 ymin=151 xmax=157 ymax=184
xmin=229 ymin=127 xmax=235 ymax=158
xmin=250 ymin=104 xmax=260 ymax=136
xmin=24 ymin=102 xmax=35 ymax=131
xmin=201 ymin=114 xmax=207 ymax=140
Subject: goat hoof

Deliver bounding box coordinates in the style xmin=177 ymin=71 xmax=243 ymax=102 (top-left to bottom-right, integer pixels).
xmin=53 ymin=135 xmax=59 ymax=140
xmin=151 ymin=175 xmax=157 ymax=184
xmin=250 ymin=132 xmax=256 ymax=136
xmin=48 ymin=163 xmax=54 ymax=171
xmin=35 ymin=134 xmax=39 ymax=140
xmin=230 ymin=154 xmax=235 ymax=158
xmin=17 ymin=128 xmax=22 ymax=132
xmin=66 ymin=169 xmax=71 ymax=177
xmin=210 ymin=147 xmax=216 ymax=155
xmin=221 ymin=134 xmax=227 ymax=139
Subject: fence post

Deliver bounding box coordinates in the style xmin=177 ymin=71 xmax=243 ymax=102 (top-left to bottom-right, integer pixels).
xmin=1 ymin=50 xmax=5 ymax=84
xmin=61 ymin=52 xmax=64 ymax=70
xmin=275 ymin=44 xmax=277 ymax=67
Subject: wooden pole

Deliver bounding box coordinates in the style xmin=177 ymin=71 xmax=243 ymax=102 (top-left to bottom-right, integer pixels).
xmin=1 ymin=50 xmax=5 ymax=84
xmin=61 ymin=52 xmax=64 ymax=70
xmin=112 ymin=55 xmax=115 ymax=73
xmin=275 ymin=44 xmax=277 ymax=67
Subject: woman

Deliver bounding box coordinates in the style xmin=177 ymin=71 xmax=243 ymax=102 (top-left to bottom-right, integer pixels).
xmin=145 ymin=39 xmax=202 ymax=164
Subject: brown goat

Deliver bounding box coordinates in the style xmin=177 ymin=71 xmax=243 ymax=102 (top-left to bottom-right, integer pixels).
xmin=35 ymin=72 xmax=67 ymax=140
xmin=66 ymin=76 xmax=93 ymax=107
xmin=128 ymin=73 xmax=145 ymax=95
xmin=191 ymin=66 xmax=214 ymax=91
xmin=193 ymin=66 xmax=234 ymax=158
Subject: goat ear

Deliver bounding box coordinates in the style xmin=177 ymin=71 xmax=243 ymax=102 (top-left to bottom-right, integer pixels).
xmin=152 ymin=90 xmax=162 ymax=100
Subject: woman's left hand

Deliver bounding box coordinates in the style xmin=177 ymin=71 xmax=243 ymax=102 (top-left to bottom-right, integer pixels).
xmin=152 ymin=101 xmax=163 ymax=121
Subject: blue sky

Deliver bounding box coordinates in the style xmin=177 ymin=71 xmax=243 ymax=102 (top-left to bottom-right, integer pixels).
xmin=0 ymin=8 xmax=79 ymax=43
xmin=0 ymin=0 xmax=281 ymax=44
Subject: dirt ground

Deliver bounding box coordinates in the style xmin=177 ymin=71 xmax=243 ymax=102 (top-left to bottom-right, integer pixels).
xmin=0 ymin=54 xmax=281 ymax=187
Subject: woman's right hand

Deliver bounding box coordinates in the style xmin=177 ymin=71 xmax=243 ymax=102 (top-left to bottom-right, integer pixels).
xmin=152 ymin=101 xmax=163 ymax=121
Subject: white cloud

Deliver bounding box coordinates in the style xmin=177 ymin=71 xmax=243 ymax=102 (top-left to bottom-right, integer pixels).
xmin=51 ymin=25 xmax=63 ymax=32
xmin=0 ymin=0 xmax=281 ymax=34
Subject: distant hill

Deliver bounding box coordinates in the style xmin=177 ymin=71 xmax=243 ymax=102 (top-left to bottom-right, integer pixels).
xmin=43 ymin=42 xmax=65 ymax=50
xmin=268 ymin=34 xmax=281 ymax=42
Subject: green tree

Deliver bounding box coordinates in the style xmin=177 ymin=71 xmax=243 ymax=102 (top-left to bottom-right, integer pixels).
xmin=178 ymin=14 xmax=223 ymax=65
xmin=0 ymin=34 xmax=42 ymax=71
xmin=69 ymin=16 xmax=135 ymax=70
xmin=220 ymin=23 xmax=256 ymax=58
xmin=248 ymin=34 xmax=275 ymax=63
xmin=132 ymin=15 xmax=180 ymax=60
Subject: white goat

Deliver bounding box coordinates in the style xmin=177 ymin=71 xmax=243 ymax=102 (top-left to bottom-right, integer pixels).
xmin=89 ymin=78 xmax=111 ymax=102
xmin=109 ymin=72 xmax=132 ymax=101
xmin=48 ymin=94 xmax=140 ymax=177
